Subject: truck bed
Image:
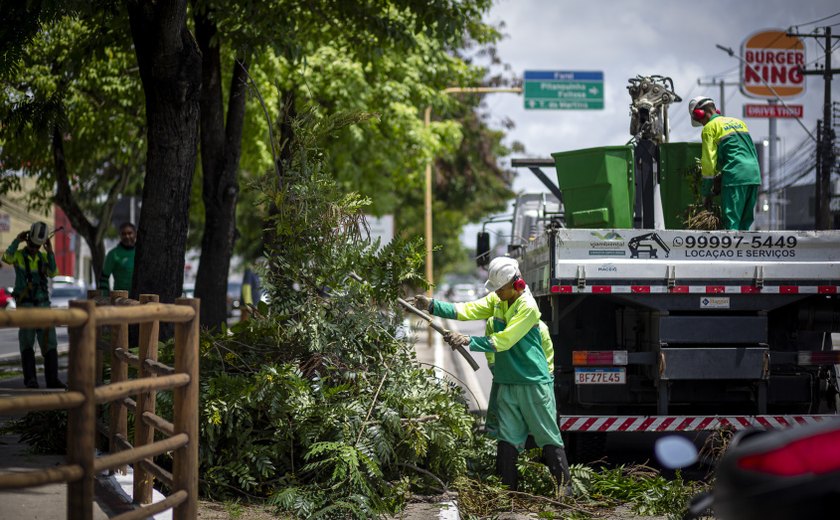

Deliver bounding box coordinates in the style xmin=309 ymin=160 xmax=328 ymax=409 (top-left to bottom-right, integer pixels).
xmin=520 ymin=228 xmax=840 ymax=296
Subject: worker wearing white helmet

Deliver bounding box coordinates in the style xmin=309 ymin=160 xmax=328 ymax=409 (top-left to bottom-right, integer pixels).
xmin=689 ymin=96 xmax=761 ymax=230
xmin=412 ymin=256 xmax=570 ymax=492
xmin=3 ymin=221 xmax=63 ymax=389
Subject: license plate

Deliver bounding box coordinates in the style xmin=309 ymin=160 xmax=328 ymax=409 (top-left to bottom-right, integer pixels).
xmin=574 ymin=367 xmax=626 ymax=385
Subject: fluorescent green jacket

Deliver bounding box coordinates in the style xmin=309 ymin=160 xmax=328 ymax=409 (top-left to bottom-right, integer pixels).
xmin=485 ymin=319 xmax=554 ymax=374
xmin=3 ymin=239 xmax=57 ymax=305
xmin=431 ymin=289 xmax=552 ymax=385
xmin=700 ymin=114 xmax=761 ymax=195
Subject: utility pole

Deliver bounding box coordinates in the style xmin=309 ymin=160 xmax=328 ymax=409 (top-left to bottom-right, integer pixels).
xmin=788 ymin=26 xmax=840 ymax=229
xmin=696 ymin=78 xmax=739 ymax=115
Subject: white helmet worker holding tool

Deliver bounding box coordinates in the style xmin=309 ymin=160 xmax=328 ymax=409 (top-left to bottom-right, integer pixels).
xmin=412 ymin=256 xmax=571 ymax=493
xmin=3 ymin=221 xmax=64 ymax=389
xmin=688 ymin=95 xmax=761 ymax=230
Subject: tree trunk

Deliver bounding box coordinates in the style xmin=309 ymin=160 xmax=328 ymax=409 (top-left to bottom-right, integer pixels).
xmin=264 ymin=88 xmax=297 ymax=249
xmin=193 ymin=8 xmax=248 ymax=331
xmin=127 ymin=1 xmax=201 ymax=319
xmin=51 ymin=126 xmax=125 ymax=286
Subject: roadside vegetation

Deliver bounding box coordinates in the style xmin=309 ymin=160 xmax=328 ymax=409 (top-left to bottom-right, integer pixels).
xmin=2 ymin=113 xmax=709 ymax=519
xmin=178 ymin=114 xmax=709 ymax=518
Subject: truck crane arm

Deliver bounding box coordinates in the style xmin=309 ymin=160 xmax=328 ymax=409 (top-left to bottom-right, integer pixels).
xmin=651 ymin=233 xmax=671 ymax=256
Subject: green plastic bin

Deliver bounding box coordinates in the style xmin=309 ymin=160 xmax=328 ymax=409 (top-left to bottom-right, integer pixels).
xmin=659 ymin=142 xmax=702 ymax=229
xmin=551 ymin=146 xmax=635 ymax=228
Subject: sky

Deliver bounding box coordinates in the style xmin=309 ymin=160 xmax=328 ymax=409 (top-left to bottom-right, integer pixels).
xmin=460 ymin=0 xmax=840 ymax=243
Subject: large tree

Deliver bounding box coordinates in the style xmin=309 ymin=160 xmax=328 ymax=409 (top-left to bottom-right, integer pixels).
xmin=189 ymin=0 xmax=505 ymax=329
xmin=3 ymin=0 xmax=514 ymax=330
xmin=126 ymin=0 xmax=201 ymax=308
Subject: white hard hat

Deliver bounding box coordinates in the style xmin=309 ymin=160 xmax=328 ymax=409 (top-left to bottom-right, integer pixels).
xmin=485 ymin=257 xmax=520 ymax=292
xmin=689 ymin=96 xmax=715 ymax=127
xmin=29 ymin=221 xmax=48 ymax=246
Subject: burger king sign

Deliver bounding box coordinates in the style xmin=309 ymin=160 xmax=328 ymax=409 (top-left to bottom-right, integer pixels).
xmin=741 ymin=29 xmax=806 ymax=99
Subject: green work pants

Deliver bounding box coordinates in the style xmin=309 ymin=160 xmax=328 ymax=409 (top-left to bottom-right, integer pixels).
xmin=493 ymin=382 xmax=564 ymax=450
xmin=721 ymin=184 xmax=758 ymax=231
xmin=18 ymin=302 xmax=57 ymax=354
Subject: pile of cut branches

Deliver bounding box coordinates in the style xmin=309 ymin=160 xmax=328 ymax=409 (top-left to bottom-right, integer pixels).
xmin=682 ymin=159 xmax=722 ymax=230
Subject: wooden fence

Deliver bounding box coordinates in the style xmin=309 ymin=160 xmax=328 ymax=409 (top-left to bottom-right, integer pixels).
xmin=0 ymin=292 xmax=200 ymax=520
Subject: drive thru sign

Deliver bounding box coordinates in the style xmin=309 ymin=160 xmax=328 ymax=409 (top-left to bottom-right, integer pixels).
xmin=741 ymin=29 xmax=806 ymax=99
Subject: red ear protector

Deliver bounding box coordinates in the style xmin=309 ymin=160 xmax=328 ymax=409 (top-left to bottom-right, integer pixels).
xmin=512 ymin=275 xmax=526 ymax=291
xmin=692 ymin=107 xmax=721 ymax=122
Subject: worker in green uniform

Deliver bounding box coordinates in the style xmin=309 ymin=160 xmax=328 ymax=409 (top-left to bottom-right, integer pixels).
xmin=484 ymin=319 xmax=554 ymax=441
xmin=413 ymin=257 xmax=570 ymax=492
xmin=100 ymin=222 xmax=136 ymax=293
xmin=690 ymin=96 xmax=762 ymax=230
xmin=3 ymin=221 xmax=64 ymax=389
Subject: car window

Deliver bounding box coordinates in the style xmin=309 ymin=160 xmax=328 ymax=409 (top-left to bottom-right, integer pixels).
xmin=52 ymin=286 xmax=86 ymax=298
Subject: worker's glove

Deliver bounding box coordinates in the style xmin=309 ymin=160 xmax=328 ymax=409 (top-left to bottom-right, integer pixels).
xmin=443 ymin=331 xmax=471 ymax=349
xmin=410 ymin=294 xmax=432 ymax=312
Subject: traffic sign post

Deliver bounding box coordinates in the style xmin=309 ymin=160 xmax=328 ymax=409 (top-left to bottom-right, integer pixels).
xmin=524 ymin=70 xmax=604 ymax=110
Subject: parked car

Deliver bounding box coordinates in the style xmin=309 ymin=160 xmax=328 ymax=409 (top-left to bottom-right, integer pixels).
xmin=449 ymin=283 xmax=479 ymax=302
xmin=0 ymin=286 xmax=13 ymax=309
xmin=50 ymin=277 xmax=87 ymax=308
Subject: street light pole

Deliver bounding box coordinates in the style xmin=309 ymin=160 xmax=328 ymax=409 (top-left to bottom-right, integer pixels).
xmin=423 ymin=87 xmax=522 ymax=296
xmin=424 ymin=105 xmax=433 ymax=297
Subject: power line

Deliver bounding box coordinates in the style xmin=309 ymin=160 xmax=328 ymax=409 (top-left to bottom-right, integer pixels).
xmin=795 ymin=11 xmax=840 ymax=28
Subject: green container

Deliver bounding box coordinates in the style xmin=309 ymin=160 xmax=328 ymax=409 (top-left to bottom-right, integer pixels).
xmin=551 ymin=146 xmax=635 ymax=228
xmin=659 ymin=142 xmax=702 ymax=229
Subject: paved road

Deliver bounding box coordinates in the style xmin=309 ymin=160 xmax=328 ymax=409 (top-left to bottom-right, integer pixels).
xmin=0 ymin=327 xmax=70 ymax=361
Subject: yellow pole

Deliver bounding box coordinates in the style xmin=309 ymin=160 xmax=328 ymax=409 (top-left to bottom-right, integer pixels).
xmin=424 ymin=105 xmax=433 ymax=298
xmin=443 ymin=87 xmax=522 ymax=94
xmin=423 ymin=87 xmax=522 ymax=297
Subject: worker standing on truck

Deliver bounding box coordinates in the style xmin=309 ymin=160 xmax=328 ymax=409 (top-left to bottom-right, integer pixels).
xmin=412 ymin=257 xmax=570 ymax=492
xmin=689 ymin=96 xmax=761 ymax=230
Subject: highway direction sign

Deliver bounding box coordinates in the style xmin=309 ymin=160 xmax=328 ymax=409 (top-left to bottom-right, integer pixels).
xmin=524 ymin=70 xmax=604 ymax=110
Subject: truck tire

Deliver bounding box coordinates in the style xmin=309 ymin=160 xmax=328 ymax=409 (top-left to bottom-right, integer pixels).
xmin=565 ymin=432 xmax=607 ymax=464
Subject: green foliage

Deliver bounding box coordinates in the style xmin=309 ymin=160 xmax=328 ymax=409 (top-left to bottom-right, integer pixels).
xmin=301 ymin=36 xmax=515 ymax=278
xmin=0 ymin=11 xmax=144 ymax=213
xmin=196 ymin=111 xmax=486 ymax=518
xmin=454 ymin=461 xmax=707 ymax=519
xmin=225 ymin=2 xmax=513 ymax=276
xmin=570 ymin=464 xmax=705 ymax=518
xmin=2 ymin=409 xmax=67 ymax=455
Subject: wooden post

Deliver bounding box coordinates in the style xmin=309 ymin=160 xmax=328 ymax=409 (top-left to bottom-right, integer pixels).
xmin=133 ymin=294 xmax=160 ymax=504
xmin=172 ymin=297 xmax=199 ymax=520
xmin=87 ymin=290 xmax=104 ymax=386
xmin=67 ymin=300 xmax=97 ymax=520
xmin=109 ymin=290 xmax=129 ymax=474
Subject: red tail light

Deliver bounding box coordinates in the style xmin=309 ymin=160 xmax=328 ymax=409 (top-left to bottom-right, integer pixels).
xmin=737 ymin=428 xmax=840 ymax=476
xmin=572 ymin=350 xmax=628 ymax=366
